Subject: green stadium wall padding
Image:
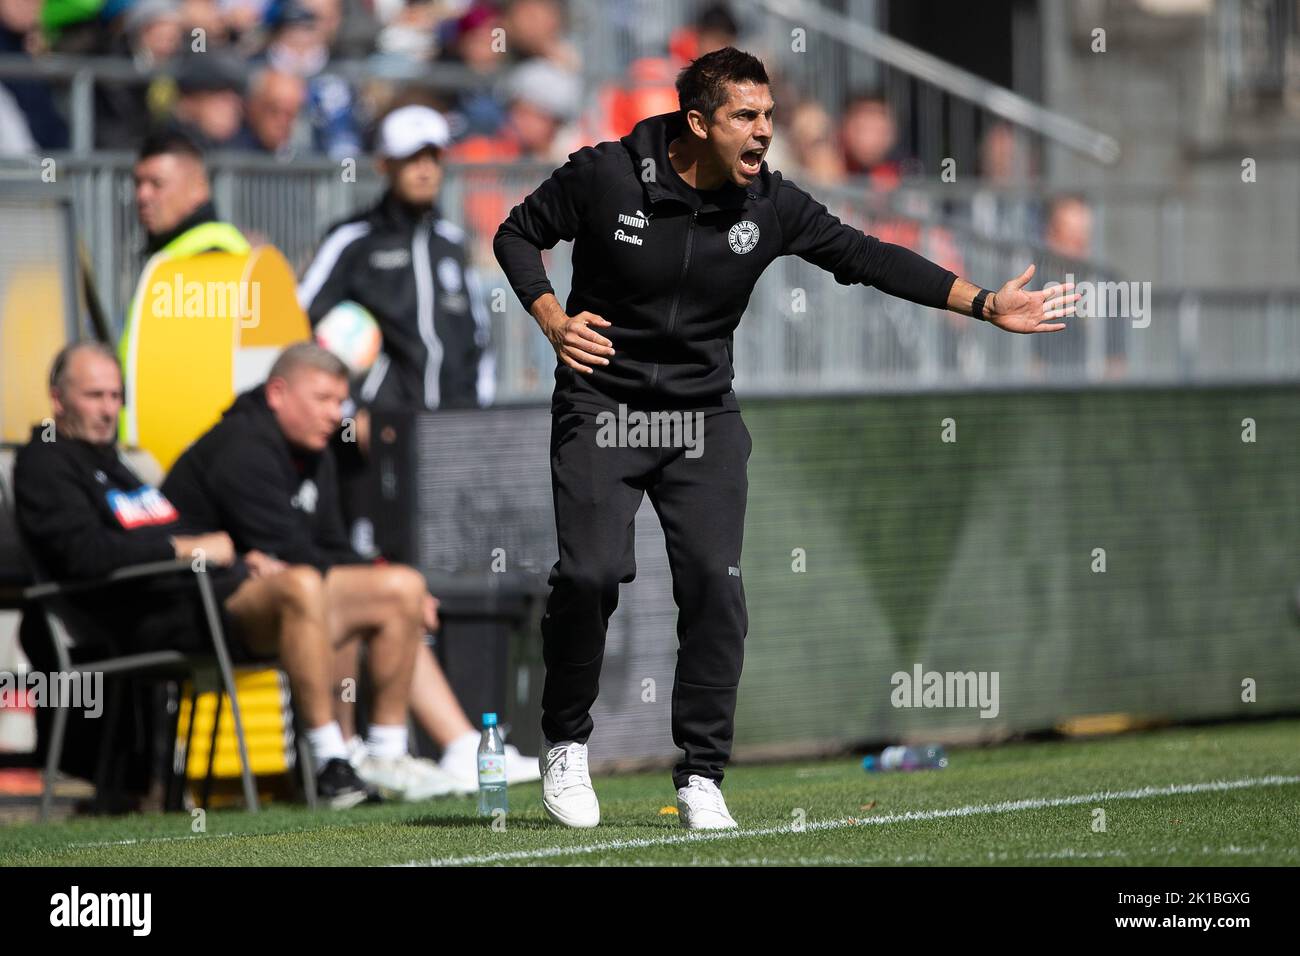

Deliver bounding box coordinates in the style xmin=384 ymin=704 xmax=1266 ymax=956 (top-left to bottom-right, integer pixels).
xmin=735 ymin=384 xmax=1300 ymax=748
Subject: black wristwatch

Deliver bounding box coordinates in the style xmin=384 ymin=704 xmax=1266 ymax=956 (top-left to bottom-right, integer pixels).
xmin=971 ymin=289 xmax=993 ymax=321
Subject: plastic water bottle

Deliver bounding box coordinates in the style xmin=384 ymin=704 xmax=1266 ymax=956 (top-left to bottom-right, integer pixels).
xmin=863 ymin=744 xmax=948 ymax=772
xmin=477 ymin=712 xmax=508 ymax=816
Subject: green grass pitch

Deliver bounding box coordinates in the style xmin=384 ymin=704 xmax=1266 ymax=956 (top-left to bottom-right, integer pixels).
xmin=2 ymin=719 xmax=1297 ymax=866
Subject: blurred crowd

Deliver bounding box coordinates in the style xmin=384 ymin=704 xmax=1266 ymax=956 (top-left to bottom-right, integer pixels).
xmin=0 ymin=0 xmax=1051 ymax=192
xmin=0 ymin=0 xmax=592 ymax=158
xmin=3 ymin=0 xmax=1102 ymax=364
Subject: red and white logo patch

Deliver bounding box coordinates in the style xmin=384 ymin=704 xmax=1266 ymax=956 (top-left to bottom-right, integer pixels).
xmin=107 ymin=486 xmax=179 ymax=530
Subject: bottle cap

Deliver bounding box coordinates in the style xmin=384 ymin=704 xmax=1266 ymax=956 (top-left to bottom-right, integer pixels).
xmin=482 ymin=712 xmax=498 ymax=727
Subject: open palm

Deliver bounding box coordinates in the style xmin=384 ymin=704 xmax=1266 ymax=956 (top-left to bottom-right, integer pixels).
xmin=988 ymin=264 xmax=1079 ymax=334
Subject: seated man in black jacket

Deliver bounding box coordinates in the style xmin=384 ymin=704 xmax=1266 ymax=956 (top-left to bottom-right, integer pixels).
xmin=162 ymin=342 xmax=458 ymax=803
xmin=14 ymin=341 xmax=373 ymax=809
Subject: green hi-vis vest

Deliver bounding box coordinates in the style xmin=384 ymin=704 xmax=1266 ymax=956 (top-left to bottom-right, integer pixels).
xmin=119 ymin=220 xmax=251 ymax=446
xmin=155 ymin=221 xmax=251 ymax=259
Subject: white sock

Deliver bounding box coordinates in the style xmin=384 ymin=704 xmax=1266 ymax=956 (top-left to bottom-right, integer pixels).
xmin=365 ymin=723 xmax=409 ymax=760
xmin=440 ymin=729 xmax=479 ymax=767
xmin=306 ymin=721 xmax=349 ymax=768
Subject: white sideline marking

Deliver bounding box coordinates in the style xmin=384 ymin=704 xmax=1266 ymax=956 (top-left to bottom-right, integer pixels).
xmin=67 ymin=832 xmax=238 ymax=849
xmin=396 ymin=774 xmax=1300 ymax=867
xmin=584 ymin=845 xmax=1300 ymax=867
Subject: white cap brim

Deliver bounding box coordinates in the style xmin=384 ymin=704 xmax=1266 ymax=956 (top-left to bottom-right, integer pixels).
xmin=378 ymin=105 xmax=452 ymax=159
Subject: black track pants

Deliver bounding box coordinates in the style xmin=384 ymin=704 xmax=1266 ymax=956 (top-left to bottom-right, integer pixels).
xmin=540 ymin=391 xmax=752 ymax=790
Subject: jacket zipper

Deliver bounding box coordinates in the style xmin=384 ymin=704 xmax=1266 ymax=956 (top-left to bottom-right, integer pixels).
xmin=666 ymin=209 xmax=698 ymax=338
xmin=651 ymin=208 xmax=698 ymax=391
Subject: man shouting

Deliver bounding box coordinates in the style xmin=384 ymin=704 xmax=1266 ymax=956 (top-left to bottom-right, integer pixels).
xmin=493 ymin=47 xmax=1076 ymax=830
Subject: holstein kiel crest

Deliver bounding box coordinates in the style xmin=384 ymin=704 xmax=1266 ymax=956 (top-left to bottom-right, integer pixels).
xmin=728 ymin=220 xmax=760 ymax=254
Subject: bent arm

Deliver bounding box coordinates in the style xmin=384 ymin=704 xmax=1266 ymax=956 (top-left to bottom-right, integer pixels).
xmin=493 ymin=146 xmax=599 ymax=313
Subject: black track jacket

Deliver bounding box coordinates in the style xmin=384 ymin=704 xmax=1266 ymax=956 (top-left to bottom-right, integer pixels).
xmin=161 ymin=386 xmax=363 ymax=573
xmin=298 ymin=191 xmax=494 ymax=411
xmin=14 ymin=426 xmax=179 ymax=580
xmin=493 ymin=110 xmax=958 ymax=404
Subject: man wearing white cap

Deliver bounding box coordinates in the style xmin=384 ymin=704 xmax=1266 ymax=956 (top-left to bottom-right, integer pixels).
xmin=299 ymin=104 xmax=494 ymax=415
xmin=296 ymin=104 xmax=532 ymax=790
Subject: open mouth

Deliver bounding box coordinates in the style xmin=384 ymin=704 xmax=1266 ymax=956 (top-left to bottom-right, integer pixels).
xmin=739 ymin=148 xmax=764 ymax=174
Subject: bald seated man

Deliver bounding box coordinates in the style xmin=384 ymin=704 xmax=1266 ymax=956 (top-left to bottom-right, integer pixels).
xmin=13 ymin=341 xmax=416 ymax=809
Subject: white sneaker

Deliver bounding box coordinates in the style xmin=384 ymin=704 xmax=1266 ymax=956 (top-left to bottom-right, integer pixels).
xmin=540 ymin=741 xmax=599 ymax=828
xmin=676 ymin=774 xmax=738 ymax=830
xmin=354 ymin=752 xmax=460 ymax=802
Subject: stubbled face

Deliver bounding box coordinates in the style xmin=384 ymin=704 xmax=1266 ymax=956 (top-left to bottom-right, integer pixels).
xmin=265 ymin=366 xmax=348 ymax=451
xmin=696 ymin=80 xmax=774 ymax=187
xmin=134 ymin=153 xmax=209 ymax=236
xmin=52 ymin=350 xmax=122 ymax=445
xmin=386 ymin=147 xmax=443 ymax=206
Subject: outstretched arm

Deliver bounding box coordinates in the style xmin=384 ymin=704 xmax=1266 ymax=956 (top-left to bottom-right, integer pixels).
xmin=774 ymin=176 xmax=1077 ymax=332
xmin=949 ymin=264 xmax=1078 ymax=333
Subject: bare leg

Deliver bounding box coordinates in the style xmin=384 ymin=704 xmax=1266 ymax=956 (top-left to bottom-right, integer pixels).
xmin=332 ymin=640 xmax=363 ymax=739
xmin=323 ymin=564 xmax=424 ymax=727
xmin=224 ymin=566 xmax=332 ymax=728
xmin=410 ymin=642 xmax=475 ymax=747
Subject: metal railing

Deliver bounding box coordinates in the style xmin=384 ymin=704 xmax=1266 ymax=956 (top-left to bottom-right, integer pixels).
xmin=4 ymin=0 xmax=1293 ymax=174
xmin=2 ymin=155 xmax=1298 ymax=402
xmin=6 ymin=0 xmax=1123 ymax=169
xmin=0 ymin=54 xmax=500 ymax=154
xmin=872 ymin=180 xmax=1279 ymax=292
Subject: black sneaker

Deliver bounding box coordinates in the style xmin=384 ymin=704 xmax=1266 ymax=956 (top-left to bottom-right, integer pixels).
xmin=316 ymin=757 xmax=374 ymax=809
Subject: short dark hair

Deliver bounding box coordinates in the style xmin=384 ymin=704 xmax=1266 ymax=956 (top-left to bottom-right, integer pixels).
xmin=675 ymin=46 xmax=769 ymax=124
xmin=138 ymin=128 xmax=205 ymax=165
